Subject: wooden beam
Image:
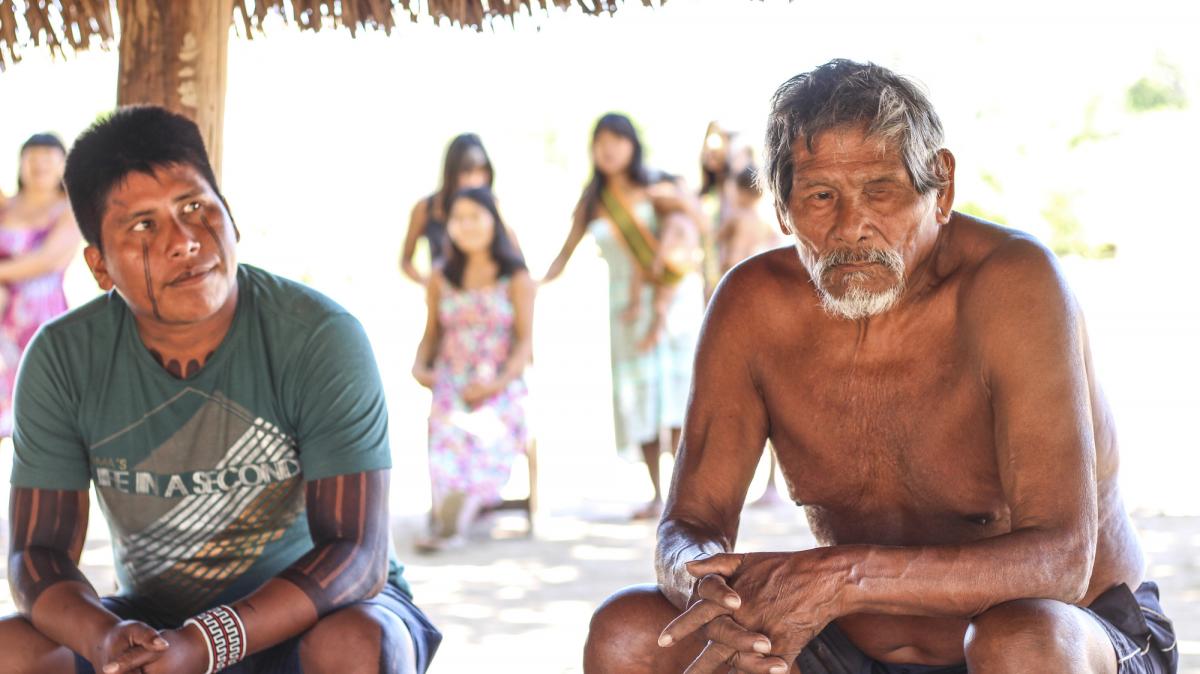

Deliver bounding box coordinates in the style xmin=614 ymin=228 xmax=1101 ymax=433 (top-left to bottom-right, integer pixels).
xmin=116 ymin=0 xmax=233 ymax=180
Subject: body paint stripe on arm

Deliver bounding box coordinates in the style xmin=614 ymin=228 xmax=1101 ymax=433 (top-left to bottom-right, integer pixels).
xmin=279 ymin=471 xmax=388 ymax=616
xmin=9 ymin=488 xmax=89 ymax=614
xmin=319 ymin=474 xmax=367 ymax=591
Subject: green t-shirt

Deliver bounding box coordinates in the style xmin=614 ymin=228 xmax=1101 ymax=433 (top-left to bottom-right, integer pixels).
xmin=11 ymin=264 xmax=406 ymax=622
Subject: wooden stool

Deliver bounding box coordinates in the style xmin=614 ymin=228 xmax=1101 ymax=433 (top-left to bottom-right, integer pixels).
xmin=481 ymin=436 xmax=538 ymax=536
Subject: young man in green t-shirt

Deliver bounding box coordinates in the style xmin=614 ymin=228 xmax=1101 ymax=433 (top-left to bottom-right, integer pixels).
xmin=0 ymin=107 xmax=440 ymax=674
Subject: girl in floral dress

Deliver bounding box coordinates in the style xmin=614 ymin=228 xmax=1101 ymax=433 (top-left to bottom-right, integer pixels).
xmin=412 ymin=187 xmax=534 ymax=551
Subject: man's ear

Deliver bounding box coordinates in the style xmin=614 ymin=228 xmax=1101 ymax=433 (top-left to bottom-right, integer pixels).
xmin=934 ymin=149 xmax=956 ymax=225
xmin=83 ymin=245 xmax=115 ymax=292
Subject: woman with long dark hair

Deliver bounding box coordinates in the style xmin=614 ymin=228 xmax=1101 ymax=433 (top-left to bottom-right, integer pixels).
xmin=0 ymin=133 xmax=80 ymax=437
xmin=543 ymin=113 xmax=706 ymax=519
xmin=400 ymin=133 xmax=496 ymax=284
xmin=412 ymin=187 xmax=535 ymax=550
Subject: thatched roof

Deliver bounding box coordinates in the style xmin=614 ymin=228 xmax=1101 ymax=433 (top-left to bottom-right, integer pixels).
xmin=0 ymin=0 xmax=666 ymax=71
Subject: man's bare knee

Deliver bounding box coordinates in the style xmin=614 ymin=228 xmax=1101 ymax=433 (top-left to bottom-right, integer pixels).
xmin=965 ymin=598 xmax=1115 ymax=674
xmin=300 ymin=605 xmax=416 ymax=674
xmin=585 ymin=584 xmax=696 ymax=674
xmin=0 ymin=615 xmax=76 ymax=674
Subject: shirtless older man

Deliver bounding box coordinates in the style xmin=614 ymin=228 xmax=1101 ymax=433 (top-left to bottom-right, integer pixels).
xmin=584 ymin=59 xmax=1177 ymax=674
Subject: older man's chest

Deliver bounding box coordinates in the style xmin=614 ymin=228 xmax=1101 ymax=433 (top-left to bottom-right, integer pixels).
xmin=758 ymin=319 xmax=1011 ymax=543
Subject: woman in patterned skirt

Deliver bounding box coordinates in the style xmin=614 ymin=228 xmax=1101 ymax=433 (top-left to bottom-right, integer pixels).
xmin=412 ymin=187 xmax=534 ymax=551
xmin=0 ymin=133 xmax=81 ymax=437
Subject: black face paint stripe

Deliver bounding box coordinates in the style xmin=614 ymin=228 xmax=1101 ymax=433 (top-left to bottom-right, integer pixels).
xmin=200 ymin=214 xmax=227 ymax=267
xmin=142 ymin=240 xmax=163 ymax=321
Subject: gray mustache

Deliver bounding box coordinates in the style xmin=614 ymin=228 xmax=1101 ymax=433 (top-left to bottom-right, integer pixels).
xmin=814 ymin=248 xmax=905 ymax=278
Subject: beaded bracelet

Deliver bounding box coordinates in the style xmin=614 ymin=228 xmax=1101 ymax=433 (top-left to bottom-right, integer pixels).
xmin=182 ymin=604 xmax=247 ymax=674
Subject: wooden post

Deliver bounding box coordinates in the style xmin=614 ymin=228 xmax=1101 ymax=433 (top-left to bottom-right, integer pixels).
xmin=116 ymin=0 xmax=233 ymax=180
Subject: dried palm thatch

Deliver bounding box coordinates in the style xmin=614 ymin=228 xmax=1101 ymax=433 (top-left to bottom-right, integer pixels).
xmin=0 ymin=0 xmax=667 ymax=71
xmin=0 ymin=1 xmax=116 ymax=71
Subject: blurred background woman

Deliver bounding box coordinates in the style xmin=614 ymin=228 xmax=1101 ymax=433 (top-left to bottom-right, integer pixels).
xmin=0 ymin=133 xmax=80 ymax=437
xmin=543 ymin=113 xmax=705 ymax=520
xmin=400 ymin=133 xmax=496 ymax=284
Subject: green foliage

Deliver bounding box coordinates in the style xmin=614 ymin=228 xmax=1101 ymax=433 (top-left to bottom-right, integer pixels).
xmin=979 ymin=171 xmax=1003 ymax=193
xmin=1126 ymin=58 xmax=1187 ymax=113
xmin=1042 ymin=193 xmax=1116 ymax=259
xmin=960 ymin=172 xmax=1007 ymax=224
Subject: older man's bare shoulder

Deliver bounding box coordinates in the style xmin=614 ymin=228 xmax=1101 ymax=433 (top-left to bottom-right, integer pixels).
xmin=709 ymin=245 xmax=811 ymax=318
xmin=950 ymin=213 xmax=1074 ymax=329
xmin=721 ymin=245 xmax=809 ymax=292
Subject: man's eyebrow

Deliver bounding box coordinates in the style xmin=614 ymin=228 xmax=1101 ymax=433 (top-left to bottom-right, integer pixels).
xmin=172 ymin=189 xmax=204 ymax=203
xmin=793 ymin=177 xmax=831 ymax=189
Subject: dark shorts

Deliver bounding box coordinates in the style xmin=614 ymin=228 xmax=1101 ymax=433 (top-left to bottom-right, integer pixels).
xmin=74 ymin=582 xmax=441 ymax=674
xmin=795 ymin=582 xmax=1178 ymax=674
xmin=1084 ymin=582 xmax=1178 ymax=674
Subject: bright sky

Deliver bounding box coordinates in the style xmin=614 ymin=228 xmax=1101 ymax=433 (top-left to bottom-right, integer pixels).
xmin=1 ymin=0 xmax=1198 ymax=513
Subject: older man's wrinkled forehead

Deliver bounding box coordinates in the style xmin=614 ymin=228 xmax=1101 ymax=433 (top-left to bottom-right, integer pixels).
xmin=791 ymin=124 xmax=907 ymax=181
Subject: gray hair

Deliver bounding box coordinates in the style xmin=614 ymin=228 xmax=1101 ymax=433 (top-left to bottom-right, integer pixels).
xmin=763 ymin=59 xmax=948 ymax=216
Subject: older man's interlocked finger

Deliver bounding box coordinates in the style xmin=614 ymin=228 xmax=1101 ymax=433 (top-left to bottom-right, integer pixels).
xmin=659 ymin=596 xmax=730 ymax=647
xmin=681 ymin=639 xmax=736 ymax=674
xmin=722 ymin=648 xmax=792 ymax=674
xmin=728 ymin=650 xmax=793 ymax=674
xmin=694 ymin=573 xmax=742 ymax=610
xmin=686 ymin=553 xmax=745 ymax=579
xmin=681 ymin=639 xmax=791 ymax=674
xmin=703 ymin=615 xmax=771 ymax=656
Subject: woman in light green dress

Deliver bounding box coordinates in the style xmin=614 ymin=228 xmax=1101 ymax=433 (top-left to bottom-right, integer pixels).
xmin=543 ymin=113 xmax=706 ymax=519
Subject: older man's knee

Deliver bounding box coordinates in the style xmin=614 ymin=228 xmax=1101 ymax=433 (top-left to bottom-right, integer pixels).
xmin=964 ymin=599 xmax=1114 ymax=674
xmin=300 ymin=605 xmax=415 ymax=674
xmin=585 ymin=584 xmax=683 ymax=674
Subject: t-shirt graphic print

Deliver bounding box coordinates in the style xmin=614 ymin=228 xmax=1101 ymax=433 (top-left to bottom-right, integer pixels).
xmin=94 ymin=390 xmax=304 ymax=617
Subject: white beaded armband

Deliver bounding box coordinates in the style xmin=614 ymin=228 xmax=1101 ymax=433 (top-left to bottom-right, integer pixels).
xmin=182 ymin=604 xmax=248 ymax=674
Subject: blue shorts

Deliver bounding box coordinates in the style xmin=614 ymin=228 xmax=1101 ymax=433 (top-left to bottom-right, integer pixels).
xmin=796 ymin=582 xmax=1177 ymax=674
xmin=74 ymin=582 xmax=441 ymax=674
